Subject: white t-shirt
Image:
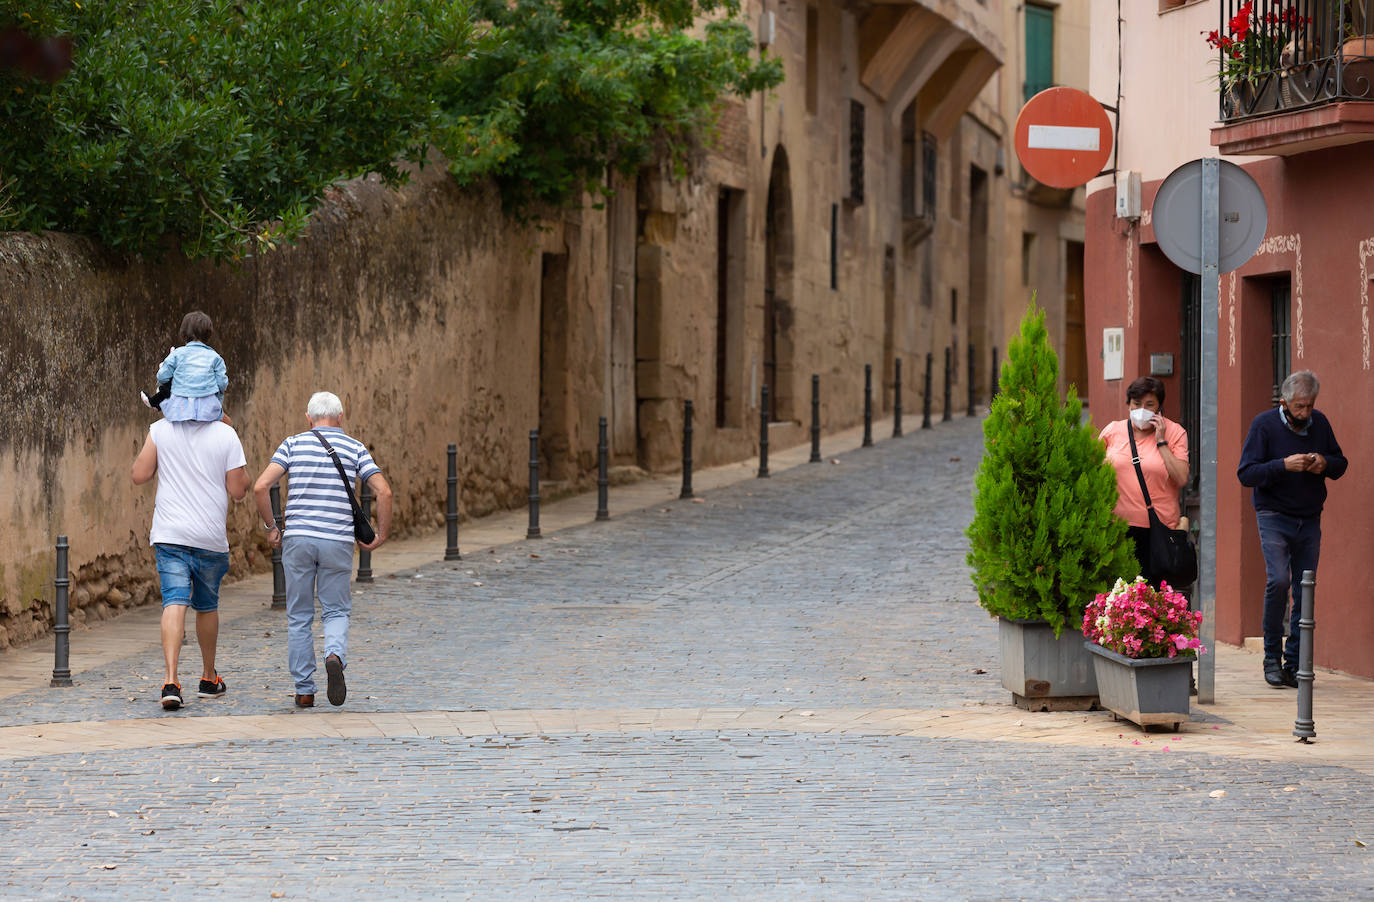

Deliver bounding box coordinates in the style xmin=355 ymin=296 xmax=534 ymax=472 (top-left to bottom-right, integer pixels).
xmin=148 ymin=419 xmax=247 ymax=553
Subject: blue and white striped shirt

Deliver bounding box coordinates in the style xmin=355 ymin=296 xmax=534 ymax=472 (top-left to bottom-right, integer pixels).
xmin=271 ymin=427 xmax=381 ymax=543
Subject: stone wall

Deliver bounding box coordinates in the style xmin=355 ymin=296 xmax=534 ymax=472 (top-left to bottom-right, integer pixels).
xmin=0 ymin=166 xmax=559 ymax=648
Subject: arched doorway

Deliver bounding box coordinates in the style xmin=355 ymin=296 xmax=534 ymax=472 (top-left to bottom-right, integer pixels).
xmin=764 ymin=146 xmax=795 ymax=421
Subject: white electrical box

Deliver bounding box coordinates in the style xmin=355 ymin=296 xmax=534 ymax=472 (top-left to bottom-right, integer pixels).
xmin=1115 ymin=170 xmax=1141 ymax=220
xmin=758 ymin=10 xmax=775 ymax=46
xmin=1103 ymin=327 xmax=1125 ymax=381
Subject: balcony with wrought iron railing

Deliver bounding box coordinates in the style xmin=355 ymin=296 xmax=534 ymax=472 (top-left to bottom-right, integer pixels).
xmin=1210 ymin=0 xmax=1374 ymax=154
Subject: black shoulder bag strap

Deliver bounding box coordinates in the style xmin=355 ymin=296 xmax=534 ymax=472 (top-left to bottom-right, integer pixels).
xmin=1125 ymin=425 xmax=1165 ymax=529
xmin=311 ymin=429 xmax=367 ymax=521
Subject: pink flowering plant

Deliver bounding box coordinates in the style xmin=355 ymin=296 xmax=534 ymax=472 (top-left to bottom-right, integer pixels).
xmin=1082 ymin=577 xmax=1206 ymax=660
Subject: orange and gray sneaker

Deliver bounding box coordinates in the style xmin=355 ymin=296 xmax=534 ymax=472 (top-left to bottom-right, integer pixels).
xmin=160 ymin=682 xmax=183 ymax=710
xmin=198 ymin=674 xmax=227 ymax=698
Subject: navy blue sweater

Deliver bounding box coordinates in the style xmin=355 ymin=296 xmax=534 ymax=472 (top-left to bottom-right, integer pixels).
xmin=1236 ymin=407 xmax=1347 ymax=517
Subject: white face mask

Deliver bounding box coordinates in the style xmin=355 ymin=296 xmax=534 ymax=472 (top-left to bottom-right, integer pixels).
xmin=1129 ymin=407 xmax=1156 ymax=430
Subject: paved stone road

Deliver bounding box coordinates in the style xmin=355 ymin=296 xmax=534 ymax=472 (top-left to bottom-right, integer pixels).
xmin=3 ymin=417 xmax=1373 ymax=898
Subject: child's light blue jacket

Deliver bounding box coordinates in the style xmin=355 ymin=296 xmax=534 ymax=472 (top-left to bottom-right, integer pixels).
xmin=156 ymin=341 xmax=227 ymax=400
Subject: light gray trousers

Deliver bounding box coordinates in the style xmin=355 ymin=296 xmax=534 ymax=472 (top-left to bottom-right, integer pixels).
xmin=282 ymin=536 xmax=354 ymax=694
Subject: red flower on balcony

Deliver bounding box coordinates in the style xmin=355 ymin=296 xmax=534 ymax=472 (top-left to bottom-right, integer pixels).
xmin=1204 ymin=1 xmax=1310 ymax=91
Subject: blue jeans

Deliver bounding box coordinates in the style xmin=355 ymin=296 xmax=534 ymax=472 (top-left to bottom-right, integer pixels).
xmin=154 ymin=544 xmax=231 ymax=612
xmin=1256 ymin=510 xmax=1321 ymax=668
xmin=283 ymin=536 xmax=354 ymax=695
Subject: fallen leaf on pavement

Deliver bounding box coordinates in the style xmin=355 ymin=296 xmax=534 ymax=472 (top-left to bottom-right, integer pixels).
xmin=1283 ymin=786 xmax=1298 ymax=792
xmin=107 ymin=811 xmax=119 ymax=818
xmin=1357 ymin=838 xmax=1367 ymax=847
xmin=1209 ymin=790 xmax=1226 ymax=798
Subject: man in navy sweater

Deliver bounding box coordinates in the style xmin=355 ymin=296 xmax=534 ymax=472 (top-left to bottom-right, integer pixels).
xmin=1237 ymin=370 xmax=1347 ymax=689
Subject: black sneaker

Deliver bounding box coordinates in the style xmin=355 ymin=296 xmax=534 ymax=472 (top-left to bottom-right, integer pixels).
xmin=325 ymin=654 xmax=346 ymax=706
xmin=198 ymin=675 xmax=227 ymax=698
xmin=160 ymin=683 xmax=183 ymax=710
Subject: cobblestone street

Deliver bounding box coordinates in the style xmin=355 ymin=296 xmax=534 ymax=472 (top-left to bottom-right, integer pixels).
xmin=2 ymin=417 xmax=1372 ymax=898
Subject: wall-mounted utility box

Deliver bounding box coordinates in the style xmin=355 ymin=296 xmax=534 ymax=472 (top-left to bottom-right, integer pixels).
xmin=1116 ymin=170 xmax=1141 ymax=220
xmin=1103 ymin=327 xmax=1125 ymax=381
xmin=1150 ymin=352 xmax=1174 ymax=377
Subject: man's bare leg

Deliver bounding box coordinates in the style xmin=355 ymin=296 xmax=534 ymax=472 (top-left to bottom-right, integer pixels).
xmin=196 ymin=610 xmax=219 ymax=681
xmin=160 ymin=604 xmax=189 ymax=685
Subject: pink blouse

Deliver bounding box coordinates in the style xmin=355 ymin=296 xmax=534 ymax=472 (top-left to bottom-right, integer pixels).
xmin=1098 ymin=416 xmax=1189 ymax=529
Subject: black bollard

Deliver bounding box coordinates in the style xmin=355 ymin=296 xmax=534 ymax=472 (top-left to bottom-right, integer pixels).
xmin=356 ymin=478 xmax=374 ymax=583
xmin=893 ymin=358 xmax=903 ymax=438
xmin=527 ymin=429 xmax=541 ymax=539
xmin=758 ymin=385 xmax=771 ymax=478
xmin=967 ymin=343 xmax=976 ymax=417
xmin=942 ymin=346 xmax=953 ymax=422
xmin=596 ymin=416 xmax=610 ymax=521
xmin=270 ymin=485 xmax=286 ymax=610
xmin=1293 ymin=569 xmax=1317 ymax=742
xmin=862 ymin=364 xmax=874 ymax=447
xmin=991 ymin=346 xmax=1000 ymax=399
xmin=444 ymin=443 xmax=461 ymax=561
xmin=809 ymin=374 xmax=822 ymax=463
xmin=922 ymin=352 xmax=933 ymax=429
xmin=680 ymin=399 xmax=694 ymax=499
xmin=50 ymin=535 xmax=72 ymax=687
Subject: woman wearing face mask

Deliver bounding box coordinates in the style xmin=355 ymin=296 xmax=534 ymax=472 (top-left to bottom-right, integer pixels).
xmin=1098 ymin=376 xmax=1190 ymax=585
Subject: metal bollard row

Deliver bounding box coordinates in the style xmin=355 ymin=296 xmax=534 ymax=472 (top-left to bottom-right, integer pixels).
xmin=596 ymin=416 xmax=610 ymax=521
xmin=809 ymin=374 xmax=822 ymax=463
xmin=270 ymin=485 xmax=286 ymax=609
xmin=527 ymin=429 xmax=541 ymax=539
xmin=357 ymin=478 xmax=375 ymax=582
xmin=922 ymin=352 xmax=933 ymax=429
xmin=893 ymin=358 xmax=903 ymax=438
xmin=942 ymin=346 xmax=953 ymax=423
xmin=757 ymin=385 xmax=770 ymax=478
xmin=1293 ymin=569 xmax=1316 ymax=742
xmin=444 ymin=443 xmax=461 ymax=561
xmin=50 ymin=535 xmax=72 ymax=687
xmin=680 ymin=399 xmax=694 ymax=499
xmin=862 ymin=364 xmax=874 ymax=448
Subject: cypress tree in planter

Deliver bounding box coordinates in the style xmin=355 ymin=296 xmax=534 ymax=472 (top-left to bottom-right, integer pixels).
xmin=966 ymin=305 xmax=1136 ymax=707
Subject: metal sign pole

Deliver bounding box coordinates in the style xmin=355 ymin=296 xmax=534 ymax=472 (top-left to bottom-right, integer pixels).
xmin=1197 ymin=158 xmax=1219 ymax=704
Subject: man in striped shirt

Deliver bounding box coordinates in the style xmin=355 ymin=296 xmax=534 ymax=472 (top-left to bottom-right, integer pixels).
xmin=254 ymin=391 xmax=392 ymax=708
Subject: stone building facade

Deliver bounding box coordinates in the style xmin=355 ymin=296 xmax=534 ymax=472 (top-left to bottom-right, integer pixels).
xmin=0 ymin=0 xmax=1092 ymax=648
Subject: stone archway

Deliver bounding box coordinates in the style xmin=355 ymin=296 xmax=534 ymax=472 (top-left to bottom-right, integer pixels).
xmin=764 ymin=146 xmax=795 ymax=421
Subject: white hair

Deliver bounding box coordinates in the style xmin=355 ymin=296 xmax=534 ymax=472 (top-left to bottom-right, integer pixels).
xmin=306 ymin=391 xmax=344 ymax=421
xmin=1281 ymin=370 xmax=1319 ymax=402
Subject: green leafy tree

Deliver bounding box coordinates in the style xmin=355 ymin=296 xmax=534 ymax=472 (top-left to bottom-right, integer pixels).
xmin=0 ymin=0 xmax=780 ymax=260
xmin=966 ymin=305 xmax=1136 ymax=636
xmin=431 ymin=0 xmax=782 ymax=213
xmin=0 ymin=1 xmax=474 ymax=259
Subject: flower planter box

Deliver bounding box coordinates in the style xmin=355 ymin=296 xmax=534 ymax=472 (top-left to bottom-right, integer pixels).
xmin=1086 ymin=642 xmax=1192 ymax=730
xmin=999 ymin=618 xmax=1098 ymax=710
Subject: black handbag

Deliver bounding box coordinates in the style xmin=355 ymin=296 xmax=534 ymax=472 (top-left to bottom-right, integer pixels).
xmin=1126 ymin=425 xmax=1198 ymax=588
xmin=311 ymin=429 xmax=377 ymax=545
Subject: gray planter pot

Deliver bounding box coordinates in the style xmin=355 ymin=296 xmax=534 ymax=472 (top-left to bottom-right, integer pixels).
xmin=1085 ymin=642 xmax=1192 ymax=730
xmin=998 ymin=618 xmax=1098 ymax=704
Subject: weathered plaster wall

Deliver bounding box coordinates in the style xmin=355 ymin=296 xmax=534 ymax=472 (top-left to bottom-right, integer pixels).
xmin=0 ymin=166 xmax=553 ymax=648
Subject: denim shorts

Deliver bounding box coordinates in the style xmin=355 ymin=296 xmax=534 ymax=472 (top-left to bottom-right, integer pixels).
xmin=154 ymin=543 xmax=231 ymax=613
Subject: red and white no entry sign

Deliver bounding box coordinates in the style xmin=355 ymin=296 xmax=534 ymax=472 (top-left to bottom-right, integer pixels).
xmin=1013 ymin=87 xmax=1113 ymax=189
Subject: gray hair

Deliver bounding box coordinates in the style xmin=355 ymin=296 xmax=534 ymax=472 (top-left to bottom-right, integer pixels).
xmin=306 ymin=391 xmax=344 ymax=421
xmin=1281 ymin=370 xmax=1319 ymax=402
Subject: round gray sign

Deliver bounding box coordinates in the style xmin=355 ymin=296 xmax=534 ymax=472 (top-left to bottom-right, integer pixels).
xmin=1152 ymin=159 xmax=1268 ymax=275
